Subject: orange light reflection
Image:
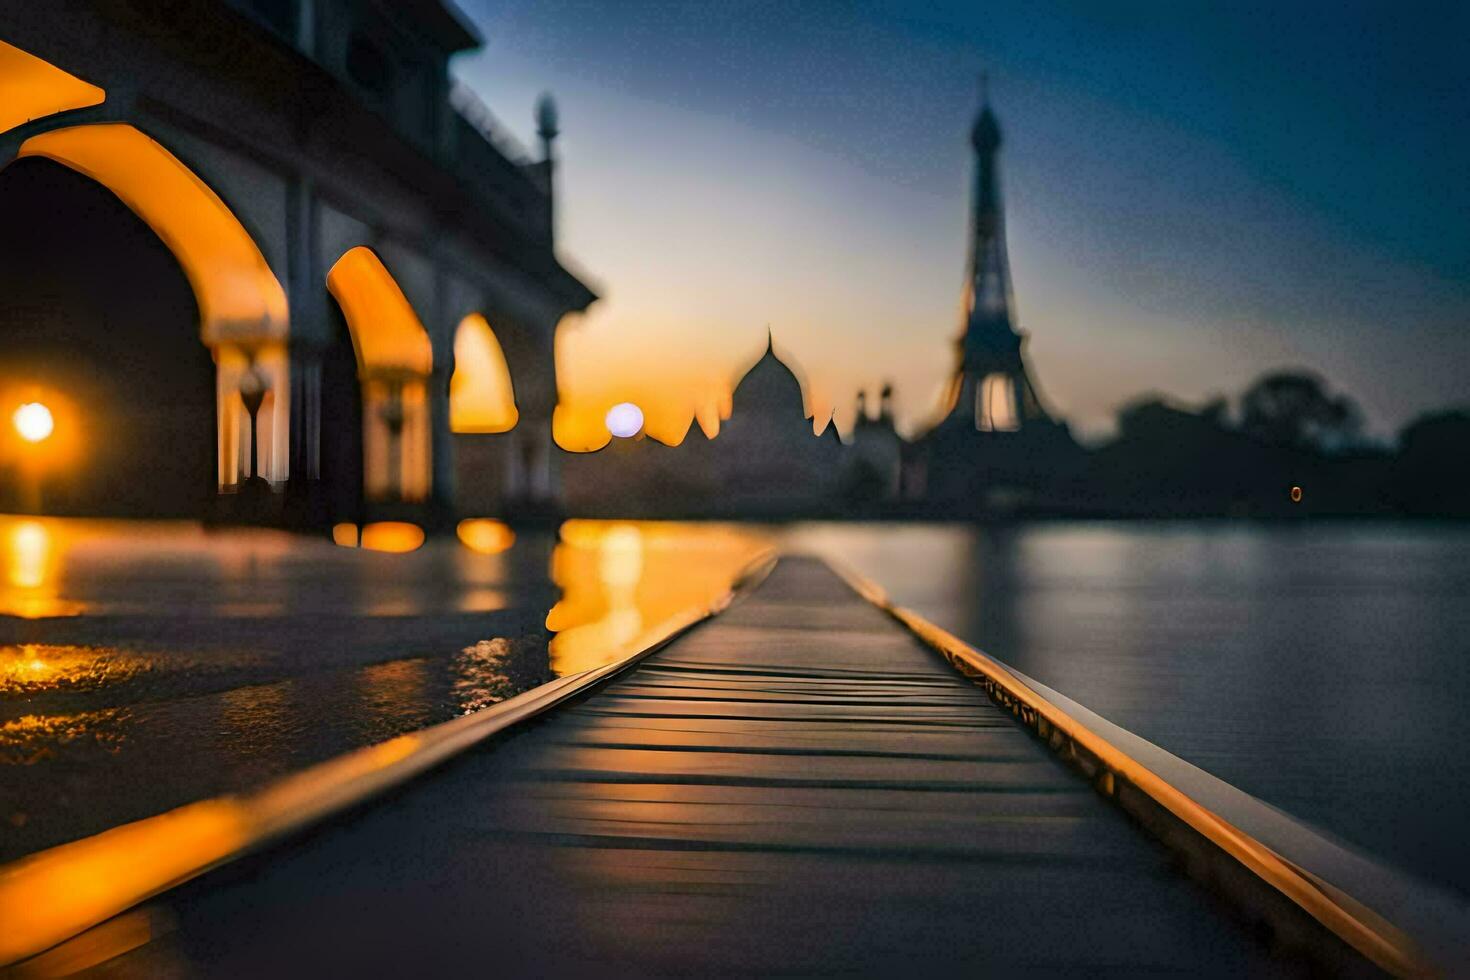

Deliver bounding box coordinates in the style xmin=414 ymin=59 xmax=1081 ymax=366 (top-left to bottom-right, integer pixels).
xmin=0 ymin=518 xmax=82 ymax=618
xmin=545 ymin=520 xmax=769 ymax=674
xmin=456 ymin=518 xmax=515 ymax=554
xmin=359 ymin=522 xmax=425 ymax=554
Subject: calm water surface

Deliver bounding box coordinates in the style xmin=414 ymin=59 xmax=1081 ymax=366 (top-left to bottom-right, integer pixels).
xmin=5 ymin=516 xmax=1466 ymax=905
xmin=786 ymin=521 xmax=1470 ymax=898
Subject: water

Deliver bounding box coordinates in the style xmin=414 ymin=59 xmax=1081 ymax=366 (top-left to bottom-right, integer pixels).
xmin=5 ymin=516 xmax=1466 ymax=905
xmin=785 ymin=521 xmax=1470 ymax=898
xmin=0 ymin=517 xmax=768 ymax=861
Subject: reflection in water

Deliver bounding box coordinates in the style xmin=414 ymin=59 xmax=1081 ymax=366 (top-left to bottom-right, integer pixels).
xmin=545 ymin=521 xmax=770 ymax=674
xmin=8 ymin=520 xmax=46 ymax=587
xmin=360 ymin=522 xmax=425 ymax=554
xmin=0 ymin=644 xmax=153 ymax=695
xmin=785 ymin=521 xmax=1470 ymax=897
xmin=1 ymin=518 xmax=81 ymax=618
xmin=356 ymin=658 xmax=433 ymax=736
xmin=0 ymin=517 xmax=766 ymax=871
xmin=456 ymin=518 xmax=515 ymax=555
xmin=450 ymin=637 xmax=555 ymax=714
xmin=1 ymin=707 xmax=131 ymax=766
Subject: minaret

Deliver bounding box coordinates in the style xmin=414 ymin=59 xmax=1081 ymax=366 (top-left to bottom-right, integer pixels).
xmin=946 ymin=77 xmax=1047 ymax=432
xmin=534 ymin=93 xmax=559 ymax=242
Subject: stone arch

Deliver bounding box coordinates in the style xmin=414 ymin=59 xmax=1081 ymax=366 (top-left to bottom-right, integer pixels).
xmin=449 ymin=313 xmax=518 ymax=434
xmin=325 ymin=245 xmax=434 ymax=503
xmin=3 ymin=121 xmax=291 ymax=501
xmin=0 ymin=38 xmax=104 ymax=136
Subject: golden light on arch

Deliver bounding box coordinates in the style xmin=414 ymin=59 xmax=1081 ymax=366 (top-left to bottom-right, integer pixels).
xmin=15 ymin=124 xmax=293 ymax=487
xmin=325 ymin=247 xmax=434 ymax=377
xmin=0 ymin=39 xmax=105 ymax=135
xmin=325 ymin=247 xmax=435 ymax=501
xmin=17 ymin=124 xmax=288 ymax=346
xmin=449 ymin=314 xmax=518 ymax=433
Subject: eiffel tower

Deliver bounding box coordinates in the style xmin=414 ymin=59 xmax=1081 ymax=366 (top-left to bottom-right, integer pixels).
xmin=942 ymin=77 xmax=1051 ymax=432
xmin=902 ymin=78 xmax=1077 ymax=510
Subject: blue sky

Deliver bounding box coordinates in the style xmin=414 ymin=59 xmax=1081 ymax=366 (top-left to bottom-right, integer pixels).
xmin=453 ymin=0 xmax=1469 ymax=442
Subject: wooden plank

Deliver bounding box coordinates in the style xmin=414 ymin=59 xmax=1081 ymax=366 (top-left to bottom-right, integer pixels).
xmin=103 ymin=557 xmax=1289 ymax=976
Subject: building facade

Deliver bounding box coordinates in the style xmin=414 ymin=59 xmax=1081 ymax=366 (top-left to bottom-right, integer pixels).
xmin=563 ymin=335 xmax=848 ymax=518
xmin=0 ymin=0 xmax=594 ymax=526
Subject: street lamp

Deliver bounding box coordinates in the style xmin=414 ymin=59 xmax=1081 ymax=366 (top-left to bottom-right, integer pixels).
xmin=238 ymin=366 xmax=269 ymax=495
xmin=11 ymin=402 xmax=55 ymax=514
xmin=12 ymin=402 xmax=54 ymax=443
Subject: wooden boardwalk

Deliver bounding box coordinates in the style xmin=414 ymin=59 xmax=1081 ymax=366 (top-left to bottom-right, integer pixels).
xmin=108 ymin=558 xmax=1290 ymax=976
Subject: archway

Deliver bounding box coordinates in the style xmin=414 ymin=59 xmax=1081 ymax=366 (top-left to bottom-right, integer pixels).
xmin=0 ymin=156 xmax=213 ymax=515
xmin=0 ymin=38 xmax=104 ymax=135
xmin=449 ymin=313 xmax=517 ymax=434
xmin=449 ymin=313 xmax=523 ymax=514
xmin=0 ymin=122 xmax=291 ymax=515
xmin=325 ymin=246 xmax=434 ymax=504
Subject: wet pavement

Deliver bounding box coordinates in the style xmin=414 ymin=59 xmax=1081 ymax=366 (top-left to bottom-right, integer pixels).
xmin=0 ymin=517 xmax=768 ymax=861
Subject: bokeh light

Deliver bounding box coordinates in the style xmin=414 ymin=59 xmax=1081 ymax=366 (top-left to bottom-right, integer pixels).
xmin=360 ymin=522 xmax=425 ymax=554
xmin=456 ymin=518 xmax=516 ymax=554
xmin=605 ymin=402 xmax=644 ymax=438
xmin=12 ymin=402 xmax=54 ymax=443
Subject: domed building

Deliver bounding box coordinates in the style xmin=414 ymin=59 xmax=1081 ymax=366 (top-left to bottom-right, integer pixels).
xmin=687 ymin=334 xmax=846 ymax=511
xmin=563 ymin=333 xmax=847 ymax=517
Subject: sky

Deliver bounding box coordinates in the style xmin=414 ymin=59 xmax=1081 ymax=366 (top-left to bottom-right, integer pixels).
xmin=451 ymin=0 xmax=1470 ymax=447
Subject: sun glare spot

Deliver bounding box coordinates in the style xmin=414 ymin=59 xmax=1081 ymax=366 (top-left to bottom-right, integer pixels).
xmin=605 ymin=402 xmax=644 ymax=438
xmin=12 ymin=403 xmax=54 ymax=443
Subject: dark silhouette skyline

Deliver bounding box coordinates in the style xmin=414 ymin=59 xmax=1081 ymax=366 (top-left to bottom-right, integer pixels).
xmin=458 ymin=0 xmax=1470 ymax=446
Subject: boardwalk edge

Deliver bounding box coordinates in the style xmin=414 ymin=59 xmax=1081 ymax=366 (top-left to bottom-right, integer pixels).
xmin=823 ymin=555 xmax=1437 ymax=980
xmin=0 ymin=549 xmax=778 ymax=970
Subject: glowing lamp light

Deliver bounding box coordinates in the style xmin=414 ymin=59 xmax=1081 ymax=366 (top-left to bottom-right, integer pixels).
xmin=12 ymin=402 xmax=54 ymax=443
xmin=605 ymin=402 xmax=644 ymax=439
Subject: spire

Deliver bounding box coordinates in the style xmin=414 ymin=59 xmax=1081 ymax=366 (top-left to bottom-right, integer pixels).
xmin=935 ymin=73 xmax=1054 ymax=433
xmin=535 ymin=92 xmax=559 ymax=161
xmin=963 ymin=77 xmax=1014 ymax=340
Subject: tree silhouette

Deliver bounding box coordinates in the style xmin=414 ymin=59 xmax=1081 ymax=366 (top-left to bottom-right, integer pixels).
xmin=1238 ymin=371 xmax=1362 ymax=453
xmin=1394 ymin=409 xmax=1470 ymax=516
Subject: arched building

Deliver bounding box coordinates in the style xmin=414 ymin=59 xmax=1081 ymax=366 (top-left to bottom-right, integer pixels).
xmin=0 ymin=1 xmax=595 ymax=526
